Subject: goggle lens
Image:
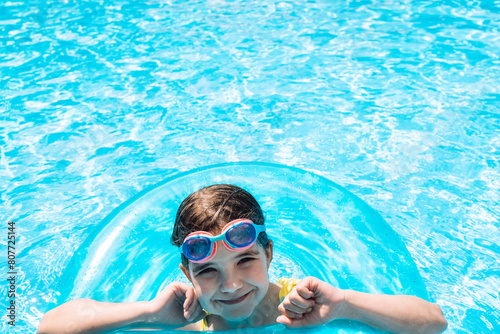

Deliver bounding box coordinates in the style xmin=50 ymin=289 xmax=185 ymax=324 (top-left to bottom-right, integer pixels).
xmin=183 ymin=237 xmax=211 ymax=261
xmin=226 ymin=223 xmax=256 ymax=248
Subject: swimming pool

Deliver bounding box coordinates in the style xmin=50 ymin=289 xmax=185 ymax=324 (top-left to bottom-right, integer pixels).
xmin=1 ymin=0 xmax=499 ymax=333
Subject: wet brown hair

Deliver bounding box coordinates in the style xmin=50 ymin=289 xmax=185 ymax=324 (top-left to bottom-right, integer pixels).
xmin=171 ymin=184 xmax=270 ymax=266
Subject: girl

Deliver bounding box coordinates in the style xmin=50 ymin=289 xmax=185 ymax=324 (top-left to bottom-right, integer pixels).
xmin=38 ymin=184 xmax=447 ymax=333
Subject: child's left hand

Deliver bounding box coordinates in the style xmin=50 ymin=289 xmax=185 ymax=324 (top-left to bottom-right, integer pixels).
xmin=277 ymin=276 xmax=345 ymax=328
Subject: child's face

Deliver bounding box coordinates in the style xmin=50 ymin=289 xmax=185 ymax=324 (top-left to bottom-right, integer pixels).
xmin=181 ymin=239 xmax=273 ymax=322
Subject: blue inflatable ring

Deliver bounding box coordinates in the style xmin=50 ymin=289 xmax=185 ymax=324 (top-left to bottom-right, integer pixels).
xmin=51 ymin=162 xmax=429 ymax=333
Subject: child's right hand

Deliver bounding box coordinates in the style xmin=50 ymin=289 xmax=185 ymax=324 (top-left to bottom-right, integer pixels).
xmin=147 ymin=281 xmax=205 ymax=327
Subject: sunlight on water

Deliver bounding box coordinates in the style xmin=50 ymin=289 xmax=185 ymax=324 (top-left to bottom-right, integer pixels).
xmin=1 ymin=0 xmax=499 ymax=333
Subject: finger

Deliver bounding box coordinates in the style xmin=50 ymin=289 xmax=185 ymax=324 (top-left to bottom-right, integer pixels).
xmin=182 ymin=288 xmax=195 ymax=312
xmin=295 ymin=283 xmax=315 ymax=300
xmin=184 ymin=289 xmax=198 ymax=318
xmin=278 ymin=304 xmax=305 ymax=319
xmin=276 ymin=315 xmax=293 ymax=325
xmin=287 ymin=291 xmax=316 ymax=309
xmin=185 ymin=292 xmax=204 ymax=322
xmin=276 ymin=315 xmax=310 ymax=328
xmin=185 ymin=295 xmax=200 ymax=318
xmin=185 ymin=304 xmax=201 ymax=322
xmin=281 ymin=300 xmax=311 ymax=314
xmin=171 ymin=282 xmax=191 ymax=303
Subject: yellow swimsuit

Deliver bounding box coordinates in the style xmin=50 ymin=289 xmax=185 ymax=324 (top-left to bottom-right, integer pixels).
xmin=200 ymin=277 xmax=299 ymax=331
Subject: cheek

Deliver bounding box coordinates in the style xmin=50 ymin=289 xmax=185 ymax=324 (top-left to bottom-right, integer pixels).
xmin=192 ymin=278 xmax=221 ymax=313
xmin=193 ymin=277 xmax=218 ymax=300
xmin=246 ymin=261 xmax=270 ymax=286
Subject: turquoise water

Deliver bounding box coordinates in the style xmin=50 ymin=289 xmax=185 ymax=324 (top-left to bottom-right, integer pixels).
xmin=1 ymin=0 xmax=499 ymax=333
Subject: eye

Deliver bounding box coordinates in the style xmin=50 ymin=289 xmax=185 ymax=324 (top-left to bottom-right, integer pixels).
xmin=238 ymin=257 xmax=255 ymax=265
xmin=196 ymin=267 xmax=216 ymax=276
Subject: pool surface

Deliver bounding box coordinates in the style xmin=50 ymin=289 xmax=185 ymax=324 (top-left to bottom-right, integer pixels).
xmin=1 ymin=0 xmax=499 ymax=333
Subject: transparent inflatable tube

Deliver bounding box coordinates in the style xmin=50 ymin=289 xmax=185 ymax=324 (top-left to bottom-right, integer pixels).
xmin=50 ymin=162 xmax=429 ymax=333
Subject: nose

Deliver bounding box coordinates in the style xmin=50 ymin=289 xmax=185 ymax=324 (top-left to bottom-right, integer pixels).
xmin=220 ymin=268 xmax=243 ymax=293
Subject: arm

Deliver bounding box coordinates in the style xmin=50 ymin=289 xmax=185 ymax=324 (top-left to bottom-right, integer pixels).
xmin=38 ymin=299 xmax=151 ymax=334
xmin=277 ymin=276 xmax=447 ymax=334
xmin=341 ymin=290 xmax=447 ymax=334
xmin=37 ymin=282 xmax=204 ymax=334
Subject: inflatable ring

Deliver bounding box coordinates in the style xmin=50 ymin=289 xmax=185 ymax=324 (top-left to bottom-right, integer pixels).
xmin=50 ymin=162 xmax=429 ymax=333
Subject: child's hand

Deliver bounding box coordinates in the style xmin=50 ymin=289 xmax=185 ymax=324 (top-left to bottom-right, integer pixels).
xmin=147 ymin=282 xmax=205 ymax=327
xmin=277 ymin=276 xmax=345 ymax=328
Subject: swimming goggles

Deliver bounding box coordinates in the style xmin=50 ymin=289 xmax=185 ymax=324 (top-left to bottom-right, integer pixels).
xmin=179 ymin=219 xmax=266 ymax=263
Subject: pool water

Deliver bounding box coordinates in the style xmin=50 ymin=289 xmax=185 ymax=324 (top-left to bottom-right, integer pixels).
xmin=1 ymin=0 xmax=499 ymax=333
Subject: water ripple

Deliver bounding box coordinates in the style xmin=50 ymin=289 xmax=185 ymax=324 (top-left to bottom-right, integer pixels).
xmin=1 ymin=0 xmax=499 ymax=332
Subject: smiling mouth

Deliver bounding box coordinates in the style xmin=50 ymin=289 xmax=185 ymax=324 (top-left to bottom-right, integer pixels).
xmin=218 ymin=291 xmax=252 ymax=305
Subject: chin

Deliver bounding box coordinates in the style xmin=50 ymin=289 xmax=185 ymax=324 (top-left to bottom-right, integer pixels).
xmin=224 ymin=308 xmax=255 ymax=322
xmin=215 ymin=298 xmax=259 ymax=322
